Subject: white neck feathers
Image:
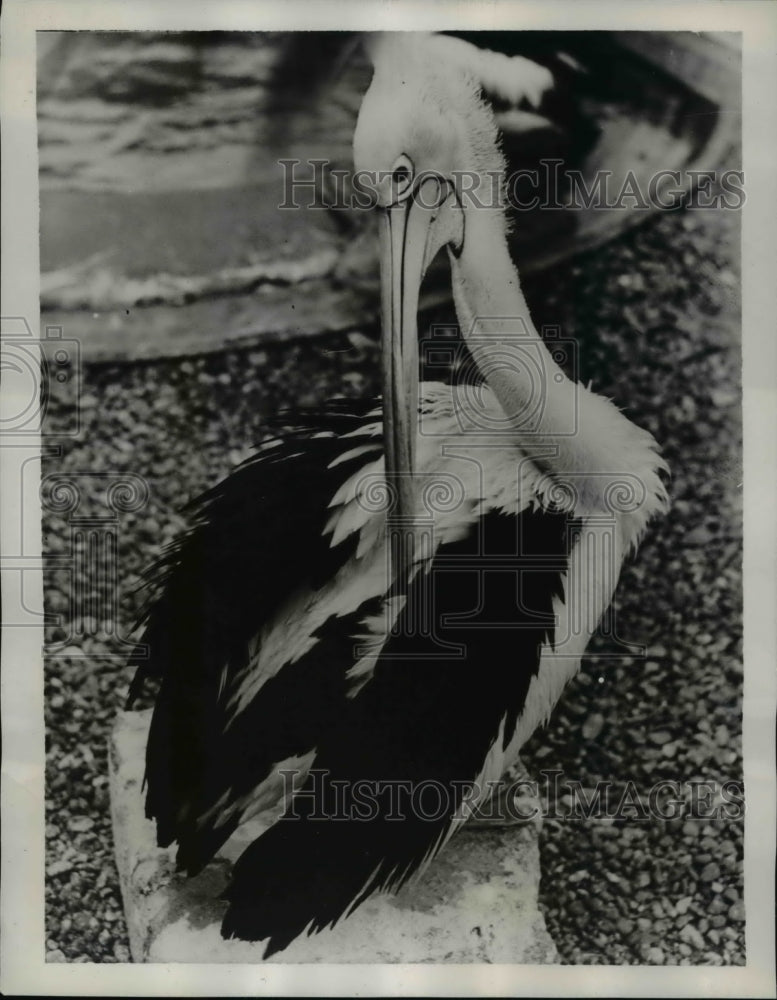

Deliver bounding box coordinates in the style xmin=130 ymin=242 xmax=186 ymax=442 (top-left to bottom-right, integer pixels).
xmin=448 ymin=204 xmax=668 ymax=544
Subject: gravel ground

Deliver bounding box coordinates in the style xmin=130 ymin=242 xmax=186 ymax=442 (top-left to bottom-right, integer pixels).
xmin=42 ymin=201 xmax=742 ymax=965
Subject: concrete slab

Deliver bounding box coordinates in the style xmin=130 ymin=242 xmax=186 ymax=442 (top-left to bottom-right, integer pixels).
xmin=109 ymin=709 xmax=558 ymax=964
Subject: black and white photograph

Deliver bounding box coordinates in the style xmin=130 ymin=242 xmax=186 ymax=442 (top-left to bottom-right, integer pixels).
xmin=1 ymin=2 xmax=775 ymax=996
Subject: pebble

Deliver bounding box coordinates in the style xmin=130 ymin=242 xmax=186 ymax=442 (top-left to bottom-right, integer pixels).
xmin=700 ymin=862 xmax=721 ymax=883
xmin=679 ymin=924 xmax=705 ymax=950
xmin=68 ymin=816 xmax=95 ymax=833
xmin=47 ymin=859 xmax=73 ymax=877
xmin=581 ymin=713 xmax=605 ymax=740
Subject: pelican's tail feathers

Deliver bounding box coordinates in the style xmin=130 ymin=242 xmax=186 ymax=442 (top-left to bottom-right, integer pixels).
xmin=220 ymin=784 xmax=454 ymax=957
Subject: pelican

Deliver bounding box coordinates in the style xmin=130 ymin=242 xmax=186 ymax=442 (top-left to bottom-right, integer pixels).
xmin=127 ymin=33 xmax=668 ymax=958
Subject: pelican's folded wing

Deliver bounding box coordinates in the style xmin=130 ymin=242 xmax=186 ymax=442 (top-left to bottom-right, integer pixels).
xmin=221 ymin=507 xmax=577 ymax=956
xmin=126 ymin=399 xmax=384 ymax=860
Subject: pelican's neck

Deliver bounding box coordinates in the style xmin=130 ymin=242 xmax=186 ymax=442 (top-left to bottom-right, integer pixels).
xmin=447 ymin=203 xmax=668 ymax=530
xmin=448 ymin=205 xmax=574 ymax=447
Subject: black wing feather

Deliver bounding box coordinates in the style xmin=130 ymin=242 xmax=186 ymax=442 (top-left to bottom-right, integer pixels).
xmin=127 ymin=399 xmax=381 ymax=853
xmin=220 ymin=509 xmax=578 ymax=955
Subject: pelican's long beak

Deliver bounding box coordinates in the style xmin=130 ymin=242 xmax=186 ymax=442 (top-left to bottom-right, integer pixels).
xmin=379 ymin=177 xmax=450 ymax=535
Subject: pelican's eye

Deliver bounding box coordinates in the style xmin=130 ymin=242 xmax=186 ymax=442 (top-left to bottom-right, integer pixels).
xmin=389 ymin=155 xmax=414 ymax=201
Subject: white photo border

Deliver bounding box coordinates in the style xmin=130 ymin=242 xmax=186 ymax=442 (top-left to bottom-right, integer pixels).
xmin=1 ymin=1 xmax=774 ymax=996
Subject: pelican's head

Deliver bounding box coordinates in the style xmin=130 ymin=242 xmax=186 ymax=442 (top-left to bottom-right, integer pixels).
xmin=353 ymin=33 xmax=505 ymax=528
xmin=353 ymin=33 xmax=506 ymax=217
